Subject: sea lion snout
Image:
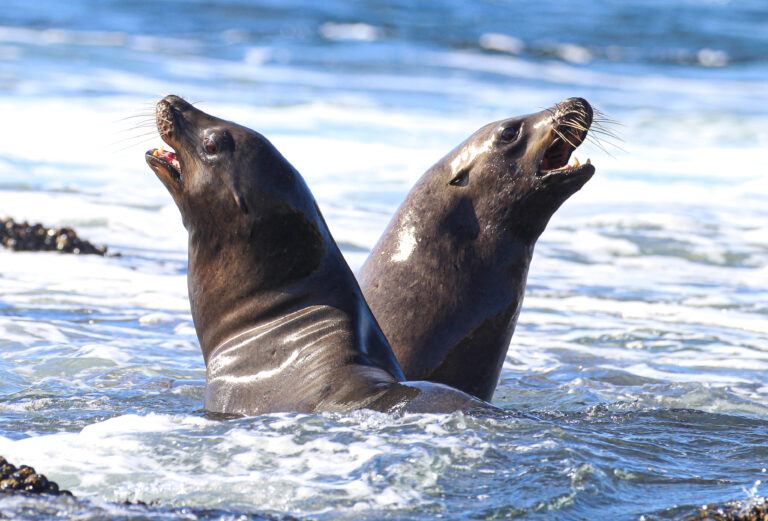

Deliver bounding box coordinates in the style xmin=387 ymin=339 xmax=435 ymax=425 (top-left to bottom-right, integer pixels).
xmin=155 ymin=98 xmax=175 ymax=142
xmin=155 ymin=95 xmax=204 ymax=143
xmin=555 ymin=97 xmax=593 ymax=121
xmin=146 ymin=96 xmax=189 ymax=197
xmin=534 ymin=97 xmax=595 ymax=179
xmin=553 ymin=97 xmax=593 ymax=147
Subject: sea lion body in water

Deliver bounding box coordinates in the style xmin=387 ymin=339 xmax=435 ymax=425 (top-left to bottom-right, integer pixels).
xmin=146 ymin=95 xmax=494 ymax=416
xmin=360 ymin=98 xmax=596 ymax=401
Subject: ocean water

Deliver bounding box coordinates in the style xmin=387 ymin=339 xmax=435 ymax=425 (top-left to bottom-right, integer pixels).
xmin=1 ymin=1 xmax=767 ymax=519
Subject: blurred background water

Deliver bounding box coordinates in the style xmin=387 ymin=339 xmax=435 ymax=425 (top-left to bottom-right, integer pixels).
xmin=0 ymin=1 xmax=767 ymax=519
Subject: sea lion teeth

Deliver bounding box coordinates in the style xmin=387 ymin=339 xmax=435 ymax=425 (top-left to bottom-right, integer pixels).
xmin=586 ymin=158 xmax=591 ymax=165
xmin=573 ymin=157 xmax=580 ymax=167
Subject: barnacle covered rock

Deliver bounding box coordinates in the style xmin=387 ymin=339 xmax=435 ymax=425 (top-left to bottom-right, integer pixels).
xmin=0 ymin=217 xmax=106 ymax=255
xmin=0 ymin=456 xmax=71 ymax=497
xmin=681 ymin=497 xmax=768 ymax=521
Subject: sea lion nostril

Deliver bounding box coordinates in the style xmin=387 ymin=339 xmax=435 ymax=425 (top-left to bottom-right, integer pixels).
xmin=559 ymin=98 xmax=593 ymax=124
xmin=155 ymin=100 xmax=175 ymax=138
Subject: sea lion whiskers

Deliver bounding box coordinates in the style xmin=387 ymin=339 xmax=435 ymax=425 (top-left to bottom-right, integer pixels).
xmin=538 ymin=105 xmax=588 ymax=151
xmin=110 ymin=111 xmax=168 ymax=152
xmin=120 ymin=114 xmax=157 ymax=124
xmin=541 ymin=101 xmax=623 ymax=162
xmin=109 ymin=132 xmax=164 ymax=153
xmin=115 ymin=104 xmax=183 ymax=156
xmin=584 ymin=113 xmax=625 ymax=155
xmin=119 ymin=107 xmax=164 ymax=128
xmin=560 ymin=117 xmax=590 ymax=132
xmin=592 ymin=108 xmax=621 ymax=126
xmin=549 ymin=125 xmax=580 ymax=150
xmin=563 ymin=120 xmax=623 ymax=157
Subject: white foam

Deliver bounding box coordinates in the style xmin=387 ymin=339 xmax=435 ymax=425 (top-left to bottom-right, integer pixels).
xmin=319 ymin=23 xmax=382 ymax=42
xmin=0 ymin=411 xmax=500 ymax=511
xmin=479 ymin=33 xmax=525 ymax=54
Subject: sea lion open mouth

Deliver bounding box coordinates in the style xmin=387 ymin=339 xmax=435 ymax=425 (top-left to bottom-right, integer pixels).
xmin=145 ymin=98 xmax=183 ymax=185
xmin=538 ymin=99 xmax=594 ymax=179
xmin=146 ymin=147 xmax=182 ymax=181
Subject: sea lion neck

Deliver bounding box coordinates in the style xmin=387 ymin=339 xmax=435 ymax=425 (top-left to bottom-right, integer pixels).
xmin=185 ymin=197 xmax=328 ymax=362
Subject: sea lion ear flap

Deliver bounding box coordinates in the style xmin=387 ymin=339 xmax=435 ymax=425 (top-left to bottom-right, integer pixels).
xmin=449 ymin=167 xmax=470 ymax=187
xmin=232 ymin=186 xmax=249 ymax=214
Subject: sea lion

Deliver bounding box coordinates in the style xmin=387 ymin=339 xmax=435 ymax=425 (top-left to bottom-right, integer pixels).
xmin=360 ymin=97 xmax=596 ymax=401
xmin=145 ymin=95 xmax=496 ymax=416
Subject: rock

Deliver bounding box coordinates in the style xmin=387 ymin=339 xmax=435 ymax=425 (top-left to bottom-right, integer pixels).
xmin=0 ymin=217 xmax=106 ymax=255
xmin=681 ymin=497 xmax=768 ymax=521
xmin=0 ymin=456 xmax=71 ymax=497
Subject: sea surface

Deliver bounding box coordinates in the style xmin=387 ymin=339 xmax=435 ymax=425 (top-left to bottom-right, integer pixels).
xmin=1 ymin=1 xmax=767 ymax=519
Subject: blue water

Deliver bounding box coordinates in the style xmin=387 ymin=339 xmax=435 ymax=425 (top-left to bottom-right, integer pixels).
xmin=1 ymin=1 xmax=767 ymax=519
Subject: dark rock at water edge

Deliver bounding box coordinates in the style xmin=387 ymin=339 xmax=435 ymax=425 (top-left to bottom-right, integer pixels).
xmin=0 ymin=456 xmax=71 ymax=496
xmin=0 ymin=217 xmax=106 ymax=255
xmin=681 ymin=497 xmax=768 ymax=521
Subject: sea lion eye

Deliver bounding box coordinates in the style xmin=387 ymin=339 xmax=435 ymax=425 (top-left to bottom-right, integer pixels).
xmin=449 ymin=169 xmax=469 ymax=187
xmin=500 ymin=125 xmax=521 ymax=142
xmin=204 ymin=137 xmax=217 ymax=154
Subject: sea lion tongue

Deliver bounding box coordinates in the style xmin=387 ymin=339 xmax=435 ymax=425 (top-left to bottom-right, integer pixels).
xmin=149 ymin=147 xmax=181 ymax=173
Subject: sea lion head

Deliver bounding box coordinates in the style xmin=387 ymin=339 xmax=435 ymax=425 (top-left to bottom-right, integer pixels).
xmin=435 ymin=97 xmax=596 ymax=243
xmin=145 ymin=95 xmax=325 ymax=293
xmin=146 ymin=95 xmax=319 ymax=233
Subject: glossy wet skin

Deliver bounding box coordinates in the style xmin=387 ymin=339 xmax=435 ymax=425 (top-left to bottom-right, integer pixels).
xmin=145 ymin=95 xmax=495 ymax=415
xmin=360 ymin=98 xmax=595 ymax=401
